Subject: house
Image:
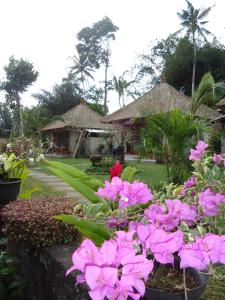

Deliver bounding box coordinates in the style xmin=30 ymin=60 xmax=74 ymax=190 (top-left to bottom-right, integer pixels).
xmin=102 ymin=82 xmax=224 ymax=153
xmin=42 ymin=102 xmax=113 ymax=156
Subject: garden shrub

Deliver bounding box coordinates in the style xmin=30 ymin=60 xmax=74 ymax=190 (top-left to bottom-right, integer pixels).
xmin=1 ymin=197 xmax=81 ymax=248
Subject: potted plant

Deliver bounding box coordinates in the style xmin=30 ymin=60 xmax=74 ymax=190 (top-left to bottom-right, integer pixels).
xmin=0 ymin=153 xmax=28 ymax=206
xmin=44 ymin=142 xmax=225 ymax=300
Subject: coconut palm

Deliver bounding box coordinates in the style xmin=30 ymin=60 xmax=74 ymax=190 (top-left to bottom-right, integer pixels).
xmin=70 ymin=54 xmax=95 ymax=94
xmin=110 ymin=74 xmax=135 ymax=108
xmin=176 ymin=0 xmax=213 ymax=97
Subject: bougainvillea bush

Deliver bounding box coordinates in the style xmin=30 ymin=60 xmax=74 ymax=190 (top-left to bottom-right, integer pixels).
xmin=1 ymin=197 xmax=81 ymax=248
xmin=52 ymin=141 xmax=225 ymax=300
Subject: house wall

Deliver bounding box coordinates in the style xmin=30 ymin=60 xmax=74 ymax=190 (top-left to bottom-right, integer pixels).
xmin=69 ymin=131 xmax=79 ymax=152
xmin=85 ymin=137 xmax=109 ymax=154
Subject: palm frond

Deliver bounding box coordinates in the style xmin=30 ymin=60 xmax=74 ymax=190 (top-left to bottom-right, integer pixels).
xmin=198 ymin=6 xmax=213 ymax=20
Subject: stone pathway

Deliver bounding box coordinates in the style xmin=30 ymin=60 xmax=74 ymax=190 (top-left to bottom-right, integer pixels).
xmin=29 ymin=170 xmax=88 ymax=204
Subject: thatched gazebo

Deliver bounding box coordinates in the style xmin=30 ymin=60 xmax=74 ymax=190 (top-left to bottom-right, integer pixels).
xmin=102 ymin=82 xmax=224 ymax=154
xmin=42 ymin=102 xmax=111 ymax=157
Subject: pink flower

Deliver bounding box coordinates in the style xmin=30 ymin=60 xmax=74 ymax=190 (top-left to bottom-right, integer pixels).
xmin=137 ymin=224 xmax=184 ymax=264
xmin=179 ymin=234 xmax=225 ymax=270
xmin=66 ymin=239 xmax=102 ymax=275
xmin=213 ymin=154 xmax=223 ymax=165
xmin=189 ymin=140 xmax=208 ymax=161
xmin=184 ymin=176 xmax=197 ymax=188
xmin=198 ymin=188 xmax=225 ymax=216
xmin=119 ymin=181 xmax=153 ymax=208
xmin=67 ymin=231 xmax=154 ymax=300
xmin=121 ymin=254 xmax=153 ymax=297
xmin=97 ymin=178 xmax=153 ymax=208
xmin=179 ymin=242 xmax=209 ymax=270
xmin=86 ymin=266 xmax=118 ymax=300
xmin=144 ymin=200 xmax=197 ymax=230
xmin=97 ymin=177 xmax=123 ymax=201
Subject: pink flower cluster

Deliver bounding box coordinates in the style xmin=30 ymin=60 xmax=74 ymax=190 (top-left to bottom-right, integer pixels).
xmin=97 ymin=177 xmax=153 ymax=208
xmin=136 ymin=223 xmax=184 ymax=264
xmin=67 ymin=231 xmax=153 ymax=300
xmin=184 ymin=176 xmax=197 ymax=189
xmin=189 ymin=140 xmax=208 ymax=161
xmin=179 ymin=234 xmax=225 ymax=270
xmin=213 ymin=154 xmax=225 ymax=166
xmin=144 ymin=199 xmax=198 ymax=231
xmin=198 ymin=188 xmax=225 ymax=216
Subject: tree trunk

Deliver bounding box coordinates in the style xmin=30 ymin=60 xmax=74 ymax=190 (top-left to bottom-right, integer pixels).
xmin=191 ymin=34 xmax=197 ymax=98
xmin=17 ymin=97 xmax=24 ymax=137
xmin=73 ymin=129 xmax=85 ymax=159
xmin=104 ymin=62 xmax=108 ymax=115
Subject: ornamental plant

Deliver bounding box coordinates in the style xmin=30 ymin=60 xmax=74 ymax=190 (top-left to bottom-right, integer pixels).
xmin=1 ymin=197 xmax=81 ymax=248
xmin=0 ymin=153 xmax=28 ymax=182
xmin=46 ymin=142 xmax=225 ymax=299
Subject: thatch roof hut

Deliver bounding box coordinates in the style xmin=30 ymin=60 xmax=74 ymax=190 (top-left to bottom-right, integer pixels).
xmin=43 ymin=102 xmax=110 ymax=132
xmin=102 ymin=83 xmax=223 ymax=123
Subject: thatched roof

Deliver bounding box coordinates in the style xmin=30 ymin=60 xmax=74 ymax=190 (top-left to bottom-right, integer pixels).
xmin=217 ymin=98 xmax=225 ymax=107
xmin=102 ymin=83 xmax=222 ymax=123
xmin=42 ymin=102 xmax=110 ymax=131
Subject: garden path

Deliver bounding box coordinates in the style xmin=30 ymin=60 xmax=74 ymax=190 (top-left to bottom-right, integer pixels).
xmin=29 ymin=170 xmax=88 ymax=204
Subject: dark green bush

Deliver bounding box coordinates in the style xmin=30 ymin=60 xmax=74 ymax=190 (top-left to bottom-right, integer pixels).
xmin=1 ymin=197 xmax=81 ymax=248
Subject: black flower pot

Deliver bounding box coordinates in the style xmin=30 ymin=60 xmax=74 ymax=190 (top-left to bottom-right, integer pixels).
xmin=0 ymin=178 xmax=21 ymax=206
xmin=144 ymin=268 xmax=208 ymax=300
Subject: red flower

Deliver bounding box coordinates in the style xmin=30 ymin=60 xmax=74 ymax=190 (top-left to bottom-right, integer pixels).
xmin=110 ymin=160 xmax=122 ymax=181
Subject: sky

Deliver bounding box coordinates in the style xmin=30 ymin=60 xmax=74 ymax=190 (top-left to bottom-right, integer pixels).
xmin=0 ymin=0 xmax=225 ymax=113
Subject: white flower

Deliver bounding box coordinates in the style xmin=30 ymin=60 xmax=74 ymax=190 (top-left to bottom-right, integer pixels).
xmin=0 ymin=155 xmax=6 ymax=164
xmin=6 ymin=143 xmax=11 ymax=149
xmin=35 ymin=157 xmax=40 ymax=163
xmin=29 ymin=158 xmax=34 ymax=164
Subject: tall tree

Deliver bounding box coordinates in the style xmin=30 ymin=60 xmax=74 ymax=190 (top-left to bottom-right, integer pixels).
xmin=164 ymin=38 xmax=225 ymax=95
xmin=76 ymin=16 xmax=119 ymax=115
xmin=0 ymin=102 xmax=13 ymax=138
xmin=176 ymin=0 xmax=213 ymax=96
xmin=0 ymin=56 xmax=38 ymax=136
xmin=109 ymin=74 xmax=136 ymax=108
xmin=33 ymin=73 xmax=81 ymax=117
xmin=70 ymin=55 xmax=94 ymax=94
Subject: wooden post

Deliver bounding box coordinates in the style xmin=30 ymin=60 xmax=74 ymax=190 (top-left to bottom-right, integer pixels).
xmin=73 ymin=129 xmax=85 ymax=159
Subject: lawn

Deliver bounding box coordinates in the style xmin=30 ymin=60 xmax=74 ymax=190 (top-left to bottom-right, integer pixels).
xmin=19 ymin=176 xmax=65 ymax=199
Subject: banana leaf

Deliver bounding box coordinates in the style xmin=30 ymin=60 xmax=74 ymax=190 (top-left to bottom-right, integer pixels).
xmin=45 ymin=160 xmax=104 ymax=190
xmin=54 ymin=214 xmax=110 ymax=246
xmin=48 ymin=167 xmax=102 ymax=204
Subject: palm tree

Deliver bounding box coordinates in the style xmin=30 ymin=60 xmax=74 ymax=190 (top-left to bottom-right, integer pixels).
xmin=70 ymin=54 xmax=94 ymax=94
xmin=176 ymin=0 xmax=213 ymax=97
xmin=110 ymin=74 xmax=135 ymax=108
xmin=191 ymin=72 xmax=225 ymax=115
xmin=145 ymin=109 xmax=208 ymax=183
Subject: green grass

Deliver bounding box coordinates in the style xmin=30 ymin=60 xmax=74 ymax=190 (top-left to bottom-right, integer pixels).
xmin=19 ymin=176 xmax=65 ymax=199
xmin=201 ymin=265 xmax=225 ymax=300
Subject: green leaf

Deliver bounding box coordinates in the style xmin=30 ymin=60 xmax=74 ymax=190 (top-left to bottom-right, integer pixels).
xmin=48 ymin=167 xmax=102 ymax=204
xmin=54 ymin=215 xmax=110 ymax=246
xmin=121 ymin=166 xmax=138 ymax=182
xmin=197 ymin=225 xmax=206 ymax=235
xmin=45 ymin=160 xmax=104 ymax=190
xmin=212 ymin=165 xmax=220 ymax=178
